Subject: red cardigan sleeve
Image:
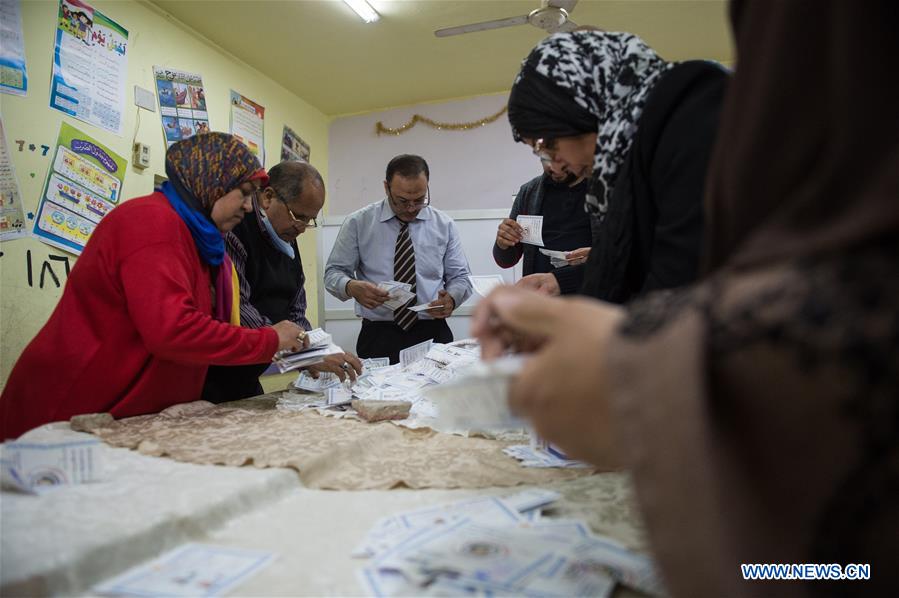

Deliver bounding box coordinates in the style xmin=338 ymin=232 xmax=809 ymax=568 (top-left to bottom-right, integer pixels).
xmin=119 ymin=240 xmax=279 ymax=366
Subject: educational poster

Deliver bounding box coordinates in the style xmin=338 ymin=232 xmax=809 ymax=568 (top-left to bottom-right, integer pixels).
xmin=32 ymin=121 xmax=126 ymax=255
xmin=49 ymin=0 xmax=129 ymax=135
xmin=0 ymin=116 xmax=26 ymax=240
xmin=280 ymin=125 xmax=310 ymax=163
xmin=0 ymin=0 xmax=28 ymax=96
xmin=153 ymin=66 xmax=209 ymax=148
xmin=229 ymin=90 xmax=264 ymax=161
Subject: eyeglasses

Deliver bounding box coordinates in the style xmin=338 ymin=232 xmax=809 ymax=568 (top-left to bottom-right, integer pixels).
xmin=387 ymin=185 xmax=430 ymax=209
xmin=259 ymin=188 xmax=318 ymax=228
xmin=531 ymin=138 xmax=557 ymax=164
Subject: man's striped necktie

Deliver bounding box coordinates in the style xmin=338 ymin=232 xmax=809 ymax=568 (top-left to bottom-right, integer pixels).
xmin=393 ymin=221 xmax=418 ymax=331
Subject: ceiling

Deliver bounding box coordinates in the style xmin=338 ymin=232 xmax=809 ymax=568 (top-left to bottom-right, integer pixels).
xmin=149 ymin=0 xmax=734 ymax=116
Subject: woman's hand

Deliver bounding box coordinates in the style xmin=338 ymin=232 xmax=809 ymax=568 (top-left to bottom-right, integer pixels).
xmin=307 ymin=352 xmax=364 ymax=382
xmin=272 ymin=320 xmax=307 ymax=353
xmin=472 ymin=286 xmax=625 ymax=468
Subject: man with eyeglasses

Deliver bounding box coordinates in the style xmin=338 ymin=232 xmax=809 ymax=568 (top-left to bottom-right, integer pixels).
xmin=325 ymin=154 xmax=473 ymax=364
xmin=203 ymin=161 xmax=362 ymax=402
xmin=493 ymin=161 xmax=597 ymax=294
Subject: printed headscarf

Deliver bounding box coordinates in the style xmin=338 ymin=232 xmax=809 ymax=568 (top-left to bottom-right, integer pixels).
xmin=161 ymin=133 xmax=266 ymax=324
xmin=509 ymin=31 xmax=672 ymax=221
xmin=164 ymin=132 xmax=265 ymax=215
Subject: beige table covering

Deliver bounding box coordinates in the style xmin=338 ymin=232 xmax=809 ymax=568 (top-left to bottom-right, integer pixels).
xmin=78 ymin=396 xmax=595 ymax=490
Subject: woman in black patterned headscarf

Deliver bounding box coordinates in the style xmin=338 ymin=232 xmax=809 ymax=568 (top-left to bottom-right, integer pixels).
xmin=508 ymin=31 xmax=729 ymax=302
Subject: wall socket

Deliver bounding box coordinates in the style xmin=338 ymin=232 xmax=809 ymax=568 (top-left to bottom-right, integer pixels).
xmin=133 ymin=142 xmax=151 ymax=169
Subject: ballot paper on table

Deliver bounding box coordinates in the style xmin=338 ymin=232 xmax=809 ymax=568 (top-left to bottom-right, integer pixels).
xmin=378 ymin=281 xmax=417 ymax=311
xmin=469 ymin=274 xmax=505 ymax=297
xmin=92 ymin=543 xmax=275 ymax=597
xmin=1 ymin=439 xmax=105 ymax=493
xmin=424 ymin=355 xmax=526 ymax=431
xmin=517 ymin=215 xmax=545 ymax=246
xmin=399 ymin=339 xmax=432 ymax=366
xmin=372 ymin=519 xmax=615 ymax=598
xmin=352 ymin=489 xmax=562 ymax=558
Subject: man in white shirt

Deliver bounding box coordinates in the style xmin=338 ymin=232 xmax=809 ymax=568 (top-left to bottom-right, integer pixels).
xmin=325 ymin=154 xmax=473 ymax=363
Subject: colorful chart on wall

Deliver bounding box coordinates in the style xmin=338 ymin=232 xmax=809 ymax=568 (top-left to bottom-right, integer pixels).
xmin=49 ymin=0 xmax=128 ymax=135
xmin=0 ymin=116 xmax=27 ymax=240
xmin=153 ymin=66 xmax=209 ymax=148
xmin=32 ymin=121 xmax=126 ymax=255
xmin=0 ymin=0 xmax=28 ymax=96
xmin=280 ymin=125 xmax=310 ymax=163
xmin=229 ymin=90 xmax=264 ymax=162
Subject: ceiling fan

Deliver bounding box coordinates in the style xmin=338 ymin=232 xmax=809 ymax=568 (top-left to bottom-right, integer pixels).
xmin=435 ymin=0 xmax=579 ymax=38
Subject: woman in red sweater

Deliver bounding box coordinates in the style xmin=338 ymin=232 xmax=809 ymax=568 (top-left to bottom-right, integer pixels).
xmin=0 ymin=133 xmax=305 ymax=439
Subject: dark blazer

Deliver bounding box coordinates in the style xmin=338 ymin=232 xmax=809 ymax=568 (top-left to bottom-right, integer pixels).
xmin=493 ymin=175 xmax=601 ymax=291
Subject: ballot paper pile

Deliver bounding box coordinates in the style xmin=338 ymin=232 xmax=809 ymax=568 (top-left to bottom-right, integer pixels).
xmin=1 ymin=439 xmax=105 ymax=493
xmin=271 ymin=328 xmax=343 ymax=374
xmin=276 ymin=339 xmax=495 ymax=433
xmin=354 ymin=489 xmax=665 ymax=597
xmin=503 ymin=434 xmax=591 ymax=468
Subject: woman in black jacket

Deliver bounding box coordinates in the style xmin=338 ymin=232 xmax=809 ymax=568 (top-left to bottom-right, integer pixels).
xmin=508 ymin=31 xmax=729 ymax=303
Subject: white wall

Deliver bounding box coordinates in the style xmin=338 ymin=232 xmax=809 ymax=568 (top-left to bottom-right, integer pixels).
xmin=326 ymin=93 xmax=538 ymax=216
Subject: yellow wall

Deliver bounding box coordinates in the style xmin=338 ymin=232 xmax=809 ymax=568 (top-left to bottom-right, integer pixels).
xmin=0 ymin=0 xmax=329 ymax=392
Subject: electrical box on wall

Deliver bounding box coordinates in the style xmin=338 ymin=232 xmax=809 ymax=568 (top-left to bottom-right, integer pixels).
xmin=132 ymin=142 xmax=150 ymax=169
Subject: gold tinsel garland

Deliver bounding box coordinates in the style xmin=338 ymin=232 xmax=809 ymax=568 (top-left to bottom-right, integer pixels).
xmin=375 ymin=106 xmax=508 ymax=136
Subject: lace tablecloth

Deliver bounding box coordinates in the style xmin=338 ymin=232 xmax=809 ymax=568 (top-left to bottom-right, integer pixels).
xmin=78 ymin=397 xmax=595 ymax=490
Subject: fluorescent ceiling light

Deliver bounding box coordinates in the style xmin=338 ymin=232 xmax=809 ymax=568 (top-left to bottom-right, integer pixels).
xmin=343 ymin=0 xmax=380 ymax=23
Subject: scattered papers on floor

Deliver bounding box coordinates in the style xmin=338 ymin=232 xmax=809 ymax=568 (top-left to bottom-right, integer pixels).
xmin=354 ymin=490 xmax=664 ymax=597
xmin=92 ymin=543 xmax=275 ymax=597
xmin=0 ymin=439 xmax=104 ymax=493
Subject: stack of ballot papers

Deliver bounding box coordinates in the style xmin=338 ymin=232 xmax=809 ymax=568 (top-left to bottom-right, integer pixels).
xmin=503 ymin=445 xmax=591 ymax=469
xmin=503 ymin=432 xmax=592 ymax=468
xmin=272 ymin=328 xmax=342 ymax=373
xmin=354 ymin=490 xmax=665 ymax=597
xmin=379 ymin=280 xmax=417 ymax=310
xmin=277 ymin=340 xmax=520 ymax=435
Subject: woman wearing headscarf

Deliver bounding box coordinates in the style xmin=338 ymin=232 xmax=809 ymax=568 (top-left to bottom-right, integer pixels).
xmin=1 ymin=133 xmax=306 ymax=440
xmin=507 ymin=30 xmax=729 ymax=302
xmin=476 ymin=0 xmax=898 ymax=596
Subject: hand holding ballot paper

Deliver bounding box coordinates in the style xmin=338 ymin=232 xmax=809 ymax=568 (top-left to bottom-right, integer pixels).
xmin=471 ymin=286 xmax=626 ymax=469
xmin=272 ymin=328 xmax=362 ymax=380
xmin=539 ymin=246 xmax=592 ymax=268
xmin=516 ymin=214 xmax=544 ymax=246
